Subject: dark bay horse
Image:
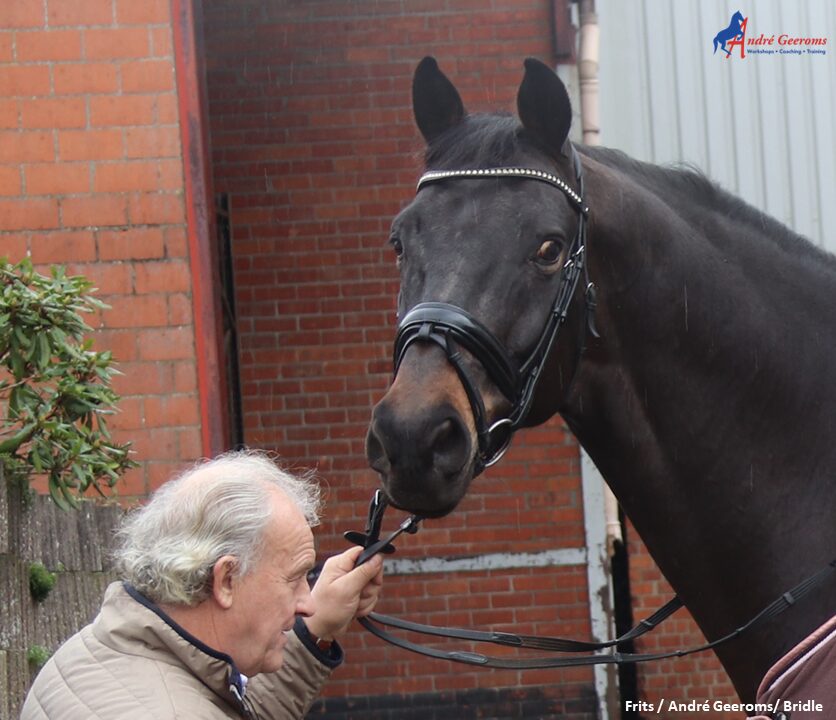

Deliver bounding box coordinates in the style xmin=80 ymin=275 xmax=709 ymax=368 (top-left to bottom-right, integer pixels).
xmin=365 ymin=57 xmax=836 ymax=702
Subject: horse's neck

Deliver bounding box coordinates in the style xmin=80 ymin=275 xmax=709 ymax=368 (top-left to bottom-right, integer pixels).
xmin=569 ymin=157 xmax=836 ymax=697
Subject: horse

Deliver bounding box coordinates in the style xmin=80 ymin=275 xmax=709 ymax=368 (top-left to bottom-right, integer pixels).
xmin=365 ymin=57 xmax=836 ymax=705
xmin=713 ymin=11 xmax=746 ymax=56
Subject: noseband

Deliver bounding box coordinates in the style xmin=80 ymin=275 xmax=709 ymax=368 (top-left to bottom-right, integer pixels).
xmin=393 ymin=147 xmax=594 ymax=472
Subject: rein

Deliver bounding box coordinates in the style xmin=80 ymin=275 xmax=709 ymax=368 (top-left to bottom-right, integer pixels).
xmin=394 ymin=148 xmax=595 ymax=472
xmin=349 ymin=492 xmax=836 ymax=670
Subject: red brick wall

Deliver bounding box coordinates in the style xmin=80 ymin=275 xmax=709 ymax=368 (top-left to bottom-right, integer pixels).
xmin=202 ymin=0 xmax=598 ymax=714
xmin=0 ymin=0 xmax=202 ymax=498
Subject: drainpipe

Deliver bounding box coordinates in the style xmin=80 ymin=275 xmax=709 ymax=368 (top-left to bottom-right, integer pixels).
xmin=578 ymin=0 xmax=600 ymax=147
xmin=578 ymin=0 xmax=621 ymax=553
xmin=171 ymin=0 xmax=229 ymax=456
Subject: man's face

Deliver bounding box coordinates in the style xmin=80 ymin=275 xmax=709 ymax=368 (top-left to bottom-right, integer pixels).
xmin=226 ymin=488 xmax=317 ymax=676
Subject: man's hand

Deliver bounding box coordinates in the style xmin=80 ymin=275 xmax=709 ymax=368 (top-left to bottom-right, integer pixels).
xmin=304 ymin=546 xmax=384 ymax=642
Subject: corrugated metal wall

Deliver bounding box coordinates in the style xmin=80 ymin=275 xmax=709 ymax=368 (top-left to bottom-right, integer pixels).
xmin=597 ymin=0 xmax=835 ymax=250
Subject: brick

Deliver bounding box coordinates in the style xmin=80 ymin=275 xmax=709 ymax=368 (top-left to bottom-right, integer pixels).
xmin=0 ymin=198 xmax=58 ymax=231
xmin=64 ymin=260 xmax=133 ymax=295
xmin=0 ymin=66 xmax=51 ymax=97
xmin=155 ymin=92 xmax=179 ymax=124
xmin=97 ymin=227 xmax=165 ymax=260
xmin=58 ymin=129 xmax=123 ymax=161
xmin=130 ymin=427 xmax=179 ymax=460
xmin=0 ymin=0 xmax=44 ymax=29
xmin=47 ymin=0 xmax=113 ymax=27
xmin=21 ymin=97 xmax=87 ymax=129
xmin=127 ymin=191 xmax=185 ymax=224
xmin=114 ymin=465 xmax=148 ymax=498
xmin=0 ymin=32 xmax=15 ymax=62
xmin=116 ymin=0 xmax=170 ymax=25
xmin=110 ymin=360 xmax=171 ymax=394
xmin=101 ymin=293 xmax=168 ymax=327
xmin=134 ymin=259 xmax=191 ymax=293
xmin=167 ymin=292 xmax=192 ymax=324
xmin=0 ymin=101 xmax=17 ymax=129
xmin=137 ymin=326 xmax=195 ymax=360
xmin=144 ymin=394 xmax=200 ymax=427
xmin=172 ymin=360 xmax=197 ymax=392
xmin=121 ymin=60 xmax=175 ymax=93
xmin=0 ymin=233 xmax=28 ymax=260
xmin=156 ymin=159 xmax=183 ymax=190
xmin=177 ymin=427 xmax=202 ymax=458
xmin=94 ymin=161 xmax=160 ymax=192
xmin=26 ymin=162 xmax=91 ymax=195
xmin=16 ymin=30 xmax=83 ymax=61
xmin=150 ymin=27 xmax=173 ymax=57
xmin=95 ymin=328 xmax=137 ymax=362
xmin=124 ymin=126 xmax=181 ymax=159
xmin=29 ymin=230 xmax=97 ymax=263
xmin=162 ymin=225 xmax=187 ymax=257
xmin=90 ymin=95 xmax=156 ymax=126
xmin=61 ymin=194 xmax=128 ymax=228
xmin=0 ymin=131 xmax=54 ymax=163
xmin=54 ymin=63 xmax=119 ymax=94
xmin=0 ymin=166 xmax=21 ymax=196
xmin=84 ymin=27 xmax=149 ymax=60
xmin=106 ymin=395 xmax=144 ymax=431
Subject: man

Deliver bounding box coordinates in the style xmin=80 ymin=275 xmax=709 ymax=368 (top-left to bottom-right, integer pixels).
xmin=21 ymin=450 xmax=385 ymax=719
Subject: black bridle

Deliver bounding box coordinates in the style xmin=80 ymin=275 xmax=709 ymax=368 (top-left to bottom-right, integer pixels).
xmin=346 ymin=492 xmax=836 ymax=671
xmin=393 ymin=148 xmax=595 ymax=472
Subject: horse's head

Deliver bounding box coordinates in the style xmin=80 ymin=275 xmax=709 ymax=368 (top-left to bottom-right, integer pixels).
xmin=366 ymin=57 xmax=588 ymax=517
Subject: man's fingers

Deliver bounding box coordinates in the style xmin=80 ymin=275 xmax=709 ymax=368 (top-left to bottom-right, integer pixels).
xmin=318 ymin=547 xmax=384 ymax=590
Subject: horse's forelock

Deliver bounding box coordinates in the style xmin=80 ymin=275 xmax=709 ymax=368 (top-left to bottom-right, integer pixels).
xmin=424 ymin=114 xmax=527 ymax=170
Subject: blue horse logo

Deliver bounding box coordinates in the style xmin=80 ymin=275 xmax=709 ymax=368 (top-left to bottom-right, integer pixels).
xmin=713 ymin=11 xmax=747 ymax=58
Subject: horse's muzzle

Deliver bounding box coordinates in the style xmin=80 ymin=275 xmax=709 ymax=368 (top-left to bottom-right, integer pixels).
xmin=365 ymin=342 xmax=480 ymax=516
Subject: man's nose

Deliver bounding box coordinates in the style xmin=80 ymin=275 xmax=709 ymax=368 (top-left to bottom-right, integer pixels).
xmin=296 ymin=585 xmax=315 ymax=618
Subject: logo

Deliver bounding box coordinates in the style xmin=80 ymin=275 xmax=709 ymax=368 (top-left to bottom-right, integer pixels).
xmin=712 ymin=10 xmax=828 ymax=59
xmin=713 ymin=11 xmax=747 ymax=58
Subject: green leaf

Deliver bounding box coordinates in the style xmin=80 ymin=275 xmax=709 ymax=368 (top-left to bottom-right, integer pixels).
xmin=37 ymin=333 xmax=51 ymax=370
xmin=48 ymin=474 xmax=72 ymax=512
xmin=0 ymin=421 xmax=37 ymax=454
xmin=61 ymin=477 xmax=81 ymax=509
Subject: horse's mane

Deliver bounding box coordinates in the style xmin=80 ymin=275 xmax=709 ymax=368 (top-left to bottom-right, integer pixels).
xmin=581 ymin=145 xmax=836 ymax=273
xmin=424 ymin=114 xmax=835 ymax=273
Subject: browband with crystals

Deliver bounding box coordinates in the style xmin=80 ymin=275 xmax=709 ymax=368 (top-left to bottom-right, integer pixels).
xmin=417 ymin=167 xmax=588 ymax=215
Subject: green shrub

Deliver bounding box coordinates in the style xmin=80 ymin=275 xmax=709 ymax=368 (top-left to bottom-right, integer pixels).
xmin=0 ymin=257 xmax=137 ymax=509
xmin=28 ymin=561 xmax=58 ymax=602
xmin=27 ymin=644 xmax=52 ymax=669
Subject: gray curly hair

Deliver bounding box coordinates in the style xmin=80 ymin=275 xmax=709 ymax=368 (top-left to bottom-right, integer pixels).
xmin=115 ymin=450 xmax=322 ymax=605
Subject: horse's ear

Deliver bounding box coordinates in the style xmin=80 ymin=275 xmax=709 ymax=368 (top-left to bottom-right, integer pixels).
xmin=412 ymin=57 xmax=465 ymax=143
xmin=517 ymin=58 xmax=572 ymax=158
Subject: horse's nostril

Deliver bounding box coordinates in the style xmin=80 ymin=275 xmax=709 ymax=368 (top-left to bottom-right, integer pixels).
xmin=429 ymin=416 xmax=469 ymax=475
xmin=365 ymin=424 xmax=390 ymax=474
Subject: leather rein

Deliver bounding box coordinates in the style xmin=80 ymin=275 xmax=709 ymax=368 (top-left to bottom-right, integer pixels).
xmin=348 ymin=491 xmax=836 ymax=670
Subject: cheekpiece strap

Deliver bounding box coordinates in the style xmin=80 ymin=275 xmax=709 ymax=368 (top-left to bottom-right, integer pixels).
xmin=417 ymin=166 xmax=588 ymax=216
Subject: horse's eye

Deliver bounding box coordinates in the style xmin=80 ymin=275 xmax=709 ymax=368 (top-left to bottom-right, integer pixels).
xmin=535 ymin=239 xmax=562 ymax=266
xmin=390 ymin=237 xmax=404 ymax=258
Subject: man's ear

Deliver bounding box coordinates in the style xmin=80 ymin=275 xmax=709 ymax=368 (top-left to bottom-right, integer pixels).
xmin=211 ymin=555 xmax=238 ymax=609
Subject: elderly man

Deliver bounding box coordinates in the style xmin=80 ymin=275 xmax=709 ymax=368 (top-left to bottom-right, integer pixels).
xmin=21 ymin=451 xmax=385 ymax=719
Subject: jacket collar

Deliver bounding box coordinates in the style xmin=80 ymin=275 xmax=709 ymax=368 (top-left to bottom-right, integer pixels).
xmin=92 ymin=582 xmax=251 ymax=716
